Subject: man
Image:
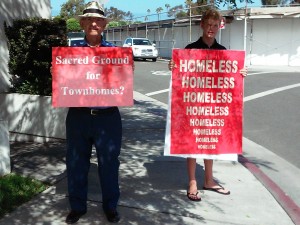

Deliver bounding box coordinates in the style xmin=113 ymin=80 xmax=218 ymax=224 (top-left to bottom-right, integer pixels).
xmin=168 ymin=8 xmax=247 ymax=201
xmin=64 ymin=1 xmax=122 ymax=223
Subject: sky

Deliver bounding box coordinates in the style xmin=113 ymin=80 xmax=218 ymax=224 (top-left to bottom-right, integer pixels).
xmin=50 ymin=0 xmax=261 ymax=20
xmin=50 ymin=0 xmax=191 ymax=19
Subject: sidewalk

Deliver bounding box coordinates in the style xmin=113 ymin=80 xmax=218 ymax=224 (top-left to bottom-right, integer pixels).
xmin=0 ymin=92 xmax=295 ymax=225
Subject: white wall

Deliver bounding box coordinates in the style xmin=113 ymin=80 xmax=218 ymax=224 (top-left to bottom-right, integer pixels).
xmin=290 ymin=19 xmax=300 ymax=66
xmin=221 ymin=20 xmax=246 ymax=50
xmin=249 ymin=18 xmax=300 ymax=66
xmin=0 ymin=93 xmax=67 ymax=142
xmin=220 ymin=17 xmax=300 ymax=66
xmin=0 ymin=0 xmax=51 ymax=93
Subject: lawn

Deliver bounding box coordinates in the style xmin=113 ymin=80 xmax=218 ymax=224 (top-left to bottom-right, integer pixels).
xmin=0 ymin=173 xmax=48 ymax=218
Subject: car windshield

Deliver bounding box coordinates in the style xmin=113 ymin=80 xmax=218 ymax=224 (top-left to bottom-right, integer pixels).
xmin=132 ymin=39 xmax=152 ymax=46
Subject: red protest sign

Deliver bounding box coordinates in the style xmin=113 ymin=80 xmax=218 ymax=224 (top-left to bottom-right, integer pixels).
xmin=169 ymin=49 xmax=245 ymax=155
xmin=52 ymin=47 xmax=133 ymax=107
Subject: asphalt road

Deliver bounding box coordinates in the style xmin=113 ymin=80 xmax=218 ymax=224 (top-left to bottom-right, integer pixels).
xmin=133 ymin=58 xmax=300 ymax=208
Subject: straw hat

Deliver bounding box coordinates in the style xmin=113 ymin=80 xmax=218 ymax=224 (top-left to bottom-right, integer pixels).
xmin=78 ymin=1 xmax=107 ymax=19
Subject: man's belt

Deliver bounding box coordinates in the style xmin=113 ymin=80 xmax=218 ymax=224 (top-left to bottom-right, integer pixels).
xmin=75 ymin=107 xmax=117 ymax=115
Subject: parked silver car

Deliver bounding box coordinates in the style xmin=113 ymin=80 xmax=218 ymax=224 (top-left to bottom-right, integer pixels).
xmin=123 ymin=37 xmax=158 ymax=62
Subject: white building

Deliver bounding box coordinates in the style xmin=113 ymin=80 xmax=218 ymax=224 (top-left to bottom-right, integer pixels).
xmin=105 ymin=6 xmax=300 ymax=67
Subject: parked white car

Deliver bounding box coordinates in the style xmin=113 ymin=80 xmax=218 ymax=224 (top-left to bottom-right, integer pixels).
xmin=123 ymin=37 xmax=158 ymax=62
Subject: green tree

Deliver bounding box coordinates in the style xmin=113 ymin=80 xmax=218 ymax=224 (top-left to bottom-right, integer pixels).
xmin=105 ymin=7 xmax=133 ymax=21
xmin=188 ymin=0 xmax=211 ymax=15
xmin=290 ymin=0 xmax=300 ymax=4
xmin=108 ymin=20 xmax=128 ymax=27
xmin=66 ymin=18 xmax=81 ymax=32
xmin=261 ymin=0 xmax=280 ymax=5
xmin=167 ymin=5 xmax=184 ymax=18
xmin=156 ymin=7 xmax=164 ymax=14
xmin=165 ymin=4 xmax=171 ymax=11
xmin=59 ymin=0 xmax=85 ymax=20
xmin=177 ymin=11 xmax=189 ymax=18
xmin=156 ymin=7 xmax=164 ymax=21
xmin=261 ymin=0 xmax=293 ymax=5
xmin=199 ymin=0 xmax=254 ymax=8
xmin=167 ymin=0 xmax=256 ymax=19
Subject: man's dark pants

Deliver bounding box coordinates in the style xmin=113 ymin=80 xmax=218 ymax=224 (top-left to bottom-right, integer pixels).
xmin=66 ymin=107 xmax=122 ymax=212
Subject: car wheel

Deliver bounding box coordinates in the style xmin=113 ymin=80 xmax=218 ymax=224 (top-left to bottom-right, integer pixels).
xmin=152 ymin=58 xmax=157 ymax=62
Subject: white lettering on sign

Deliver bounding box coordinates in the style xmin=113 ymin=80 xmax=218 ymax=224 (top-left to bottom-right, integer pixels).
xmin=182 ymin=76 xmax=235 ymax=89
xmin=86 ymin=72 xmax=101 ymax=80
xmin=179 ymin=59 xmax=238 ymax=73
xmin=189 ymin=118 xmax=225 ymax=127
xmin=56 ymin=56 xmax=88 ymax=64
xmin=186 ymin=106 xmax=229 ymax=116
xmin=183 ymin=92 xmax=233 ymax=103
xmin=60 ymin=86 xmax=125 ymax=95
xmin=55 ymin=56 xmax=129 ymax=65
xmin=92 ymin=56 xmax=129 ymax=64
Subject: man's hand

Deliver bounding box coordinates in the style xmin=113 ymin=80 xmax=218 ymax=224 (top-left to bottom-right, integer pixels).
xmin=240 ymin=67 xmax=248 ymax=77
xmin=168 ymin=59 xmax=176 ymax=71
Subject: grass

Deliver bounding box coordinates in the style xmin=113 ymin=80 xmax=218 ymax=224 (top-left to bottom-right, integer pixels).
xmin=0 ymin=173 xmax=48 ymax=218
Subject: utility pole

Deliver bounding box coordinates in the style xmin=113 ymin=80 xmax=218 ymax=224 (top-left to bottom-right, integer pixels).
xmin=145 ymin=16 xmax=148 ymax=38
xmin=189 ymin=2 xmax=192 ymax=42
xmin=244 ymin=1 xmax=248 ymax=51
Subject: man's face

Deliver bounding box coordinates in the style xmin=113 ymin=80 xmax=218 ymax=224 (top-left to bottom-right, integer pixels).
xmin=80 ymin=17 xmax=107 ymax=37
xmin=201 ymin=18 xmax=220 ymax=39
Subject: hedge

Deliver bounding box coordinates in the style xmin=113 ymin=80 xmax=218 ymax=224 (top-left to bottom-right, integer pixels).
xmin=4 ymin=18 xmax=68 ymax=96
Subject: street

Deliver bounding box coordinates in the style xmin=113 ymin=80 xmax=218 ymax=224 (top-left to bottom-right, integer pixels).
xmin=133 ymin=59 xmax=300 ymax=208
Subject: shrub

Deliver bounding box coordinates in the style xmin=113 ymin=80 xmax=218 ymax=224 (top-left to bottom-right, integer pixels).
xmin=4 ymin=18 xmax=68 ymax=96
